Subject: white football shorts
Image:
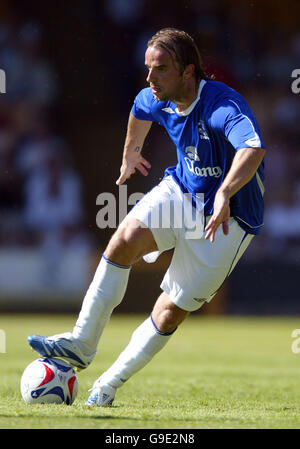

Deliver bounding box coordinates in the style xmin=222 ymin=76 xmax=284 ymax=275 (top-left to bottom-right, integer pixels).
xmin=127 ymin=176 xmax=253 ymax=312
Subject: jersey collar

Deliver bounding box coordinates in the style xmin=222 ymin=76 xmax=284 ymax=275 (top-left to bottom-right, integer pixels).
xmin=175 ymin=79 xmax=206 ymax=116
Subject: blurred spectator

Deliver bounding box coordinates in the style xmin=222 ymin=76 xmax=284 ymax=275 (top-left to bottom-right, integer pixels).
xmin=22 ymin=144 xmax=89 ymax=286
xmin=103 ymin=0 xmax=145 ymax=26
xmin=264 ymin=185 xmax=300 ymax=260
xmin=0 ymin=21 xmax=58 ymax=105
xmin=260 ymin=36 xmax=296 ymax=85
xmin=271 ymin=93 xmax=300 ymax=139
xmin=0 ymin=125 xmax=24 ymax=246
xmin=15 ymin=107 xmax=62 ymax=177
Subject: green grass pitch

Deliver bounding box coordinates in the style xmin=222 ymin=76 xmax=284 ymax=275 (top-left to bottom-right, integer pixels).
xmin=0 ymin=313 xmax=300 ymax=429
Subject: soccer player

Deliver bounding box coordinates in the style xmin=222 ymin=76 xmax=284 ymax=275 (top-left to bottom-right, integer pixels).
xmin=28 ymin=28 xmax=265 ymax=406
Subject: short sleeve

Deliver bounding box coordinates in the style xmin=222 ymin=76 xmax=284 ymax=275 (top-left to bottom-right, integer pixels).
xmin=131 ymin=88 xmax=155 ymax=121
xmin=210 ymin=97 xmax=265 ymax=151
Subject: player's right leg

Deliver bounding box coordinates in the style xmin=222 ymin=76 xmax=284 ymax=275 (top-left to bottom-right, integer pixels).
xmin=27 ymin=217 xmax=158 ymax=370
xmin=28 ymin=175 xmax=180 ymax=370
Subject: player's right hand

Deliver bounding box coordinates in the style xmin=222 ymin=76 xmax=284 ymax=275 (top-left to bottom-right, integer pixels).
xmin=116 ymin=155 xmax=151 ymax=185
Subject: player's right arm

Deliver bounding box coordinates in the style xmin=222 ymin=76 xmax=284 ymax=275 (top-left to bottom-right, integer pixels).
xmin=116 ymin=112 xmax=152 ymax=185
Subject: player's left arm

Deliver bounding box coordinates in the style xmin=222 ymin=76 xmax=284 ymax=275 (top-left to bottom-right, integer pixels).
xmin=205 ymin=146 xmax=265 ymax=242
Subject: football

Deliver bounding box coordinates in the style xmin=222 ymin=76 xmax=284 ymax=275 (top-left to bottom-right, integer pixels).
xmin=20 ymin=358 xmax=78 ymax=405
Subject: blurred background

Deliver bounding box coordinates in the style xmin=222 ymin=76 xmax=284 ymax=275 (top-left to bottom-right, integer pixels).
xmin=0 ymin=0 xmax=299 ymax=315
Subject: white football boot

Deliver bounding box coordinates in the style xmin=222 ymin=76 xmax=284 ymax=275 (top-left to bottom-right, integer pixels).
xmin=85 ymin=376 xmax=116 ymax=406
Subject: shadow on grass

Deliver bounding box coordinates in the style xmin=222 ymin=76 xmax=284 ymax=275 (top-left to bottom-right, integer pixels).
xmin=0 ymin=412 xmax=219 ymax=424
xmin=0 ymin=413 xmax=135 ymax=420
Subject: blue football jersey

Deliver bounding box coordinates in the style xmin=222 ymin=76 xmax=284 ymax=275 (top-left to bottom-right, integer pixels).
xmin=131 ymin=79 xmax=265 ymax=234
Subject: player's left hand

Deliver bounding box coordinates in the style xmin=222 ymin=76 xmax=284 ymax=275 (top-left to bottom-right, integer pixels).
xmin=204 ymin=189 xmax=230 ymax=243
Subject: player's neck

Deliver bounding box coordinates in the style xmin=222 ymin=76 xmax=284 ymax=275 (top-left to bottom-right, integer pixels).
xmin=175 ymin=80 xmax=200 ymax=112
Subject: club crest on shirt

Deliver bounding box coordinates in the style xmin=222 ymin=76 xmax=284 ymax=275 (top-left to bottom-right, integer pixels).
xmin=185 ymin=146 xmax=200 ymax=161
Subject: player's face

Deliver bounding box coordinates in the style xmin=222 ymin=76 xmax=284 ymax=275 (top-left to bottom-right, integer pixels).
xmin=145 ymin=46 xmax=184 ymax=102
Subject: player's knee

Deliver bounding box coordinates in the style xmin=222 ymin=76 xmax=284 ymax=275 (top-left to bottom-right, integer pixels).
xmin=105 ymin=224 xmax=144 ymax=265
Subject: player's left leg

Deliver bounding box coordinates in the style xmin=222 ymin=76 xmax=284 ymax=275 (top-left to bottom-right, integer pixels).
xmin=86 ymin=292 xmax=188 ymax=406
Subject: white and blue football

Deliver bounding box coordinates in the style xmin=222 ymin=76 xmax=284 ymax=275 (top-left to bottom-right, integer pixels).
xmin=20 ymin=358 xmax=78 ymax=405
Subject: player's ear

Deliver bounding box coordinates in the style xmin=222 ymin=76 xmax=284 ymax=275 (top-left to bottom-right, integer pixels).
xmin=183 ymin=64 xmax=195 ymax=80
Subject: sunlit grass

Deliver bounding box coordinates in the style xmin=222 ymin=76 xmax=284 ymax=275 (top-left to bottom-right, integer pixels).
xmin=0 ymin=314 xmax=300 ymax=429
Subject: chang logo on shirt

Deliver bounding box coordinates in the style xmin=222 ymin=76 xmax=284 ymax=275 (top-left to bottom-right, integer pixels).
xmin=184 ymin=146 xmax=222 ymax=178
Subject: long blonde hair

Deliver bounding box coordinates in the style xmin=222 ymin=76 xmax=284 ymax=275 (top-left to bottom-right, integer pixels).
xmin=147 ymin=28 xmax=212 ymax=83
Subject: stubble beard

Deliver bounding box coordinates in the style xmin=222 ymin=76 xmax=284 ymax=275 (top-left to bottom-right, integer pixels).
xmin=152 ymin=78 xmax=186 ymax=104
xmin=153 ymin=89 xmax=180 ymax=103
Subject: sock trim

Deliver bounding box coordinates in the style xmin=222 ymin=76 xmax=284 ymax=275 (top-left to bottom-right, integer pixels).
xmin=150 ymin=313 xmax=177 ymax=336
xmin=102 ymin=253 xmax=131 ymax=269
